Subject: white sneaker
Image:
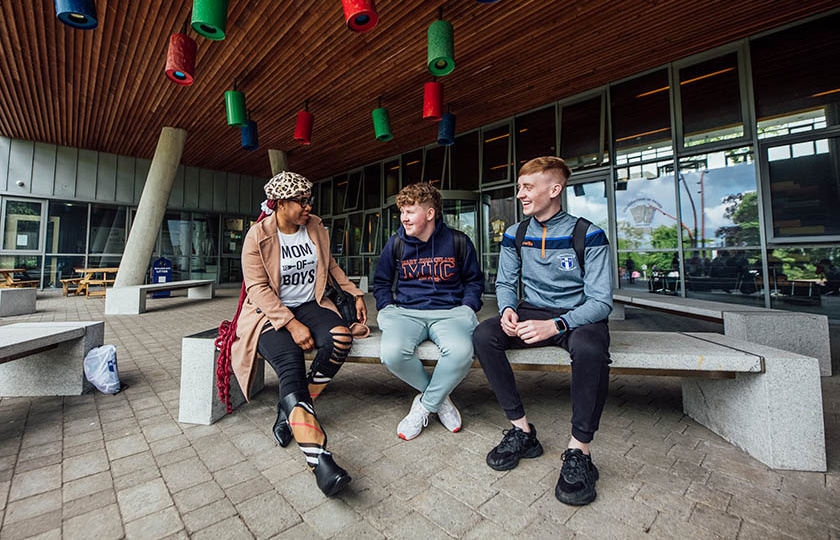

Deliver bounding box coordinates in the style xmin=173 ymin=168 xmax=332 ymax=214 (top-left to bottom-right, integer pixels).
xmin=437 ymin=395 xmax=462 ymax=433
xmin=397 ymin=394 xmax=429 ymax=440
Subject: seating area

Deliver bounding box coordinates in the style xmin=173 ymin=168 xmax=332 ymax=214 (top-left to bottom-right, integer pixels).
xmin=0 ymin=268 xmax=38 ymax=289
xmin=104 ymin=279 xmax=216 ymax=315
xmin=613 ymin=289 xmax=832 ymax=376
xmin=60 ymin=267 xmax=120 ymax=298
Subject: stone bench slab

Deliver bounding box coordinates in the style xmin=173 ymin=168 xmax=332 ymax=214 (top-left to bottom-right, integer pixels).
xmin=105 ymin=280 xmax=215 ymax=315
xmin=0 ymin=287 xmax=36 ymax=317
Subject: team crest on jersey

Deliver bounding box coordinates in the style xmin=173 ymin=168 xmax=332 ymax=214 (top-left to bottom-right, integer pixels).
xmin=559 ymin=255 xmax=577 ymax=271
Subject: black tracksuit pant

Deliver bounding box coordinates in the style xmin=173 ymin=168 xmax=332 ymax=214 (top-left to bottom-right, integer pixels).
xmin=472 ymin=301 xmax=611 ymax=443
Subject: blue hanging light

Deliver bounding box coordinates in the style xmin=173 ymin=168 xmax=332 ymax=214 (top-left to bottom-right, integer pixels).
xmin=55 ymin=0 xmax=98 ymax=29
xmin=241 ymin=116 xmax=258 ymax=151
xmin=437 ymin=112 xmax=455 ymax=146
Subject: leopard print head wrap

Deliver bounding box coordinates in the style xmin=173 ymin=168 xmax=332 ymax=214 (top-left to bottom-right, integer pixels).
xmin=264 ymin=171 xmax=312 ymax=201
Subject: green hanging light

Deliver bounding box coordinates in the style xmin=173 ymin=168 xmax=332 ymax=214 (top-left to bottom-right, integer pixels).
xmin=372 ymin=98 xmax=392 ymax=141
xmin=225 ymin=80 xmax=247 ymax=127
xmin=427 ymin=13 xmax=454 ymax=77
xmin=191 ymin=0 xmax=229 ymax=40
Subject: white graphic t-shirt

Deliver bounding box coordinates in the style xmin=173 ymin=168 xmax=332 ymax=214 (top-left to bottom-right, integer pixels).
xmin=277 ymin=227 xmax=318 ymax=307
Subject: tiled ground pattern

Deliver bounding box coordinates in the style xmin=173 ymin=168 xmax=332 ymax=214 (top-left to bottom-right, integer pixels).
xmin=0 ymin=288 xmax=838 ymax=539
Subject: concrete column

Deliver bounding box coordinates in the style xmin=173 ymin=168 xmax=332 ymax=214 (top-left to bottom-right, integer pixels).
xmin=115 ymin=127 xmax=187 ymax=287
xmin=268 ymin=149 xmax=288 ymax=175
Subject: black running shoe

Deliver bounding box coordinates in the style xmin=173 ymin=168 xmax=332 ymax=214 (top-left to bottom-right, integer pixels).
xmin=555 ymin=448 xmax=599 ymax=506
xmin=486 ymin=424 xmax=544 ymax=471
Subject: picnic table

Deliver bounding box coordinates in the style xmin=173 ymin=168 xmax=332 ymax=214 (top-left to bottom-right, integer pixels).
xmin=60 ymin=267 xmax=119 ymax=298
xmin=0 ymin=268 xmax=38 ymax=289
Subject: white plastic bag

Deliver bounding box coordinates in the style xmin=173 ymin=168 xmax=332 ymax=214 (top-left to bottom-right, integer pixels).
xmin=83 ymin=344 xmax=121 ymax=394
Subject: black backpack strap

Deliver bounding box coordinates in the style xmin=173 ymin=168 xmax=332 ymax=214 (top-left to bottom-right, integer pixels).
xmin=514 ymin=218 xmax=531 ymax=259
xmin=573 ymin=217 xmax=592 ymax=277
xmin=452 ymin=229 xmax=467 ymax=267
xmin=391 ymin=235 xmax=404 ymax=268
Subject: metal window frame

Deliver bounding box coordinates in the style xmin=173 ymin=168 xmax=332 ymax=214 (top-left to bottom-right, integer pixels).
xmin=480 ymin=118 xmax=514 ymax=186
xmin=556 ymin=87 xmax=611 ymax=173
xmin=0 ymin=196 xmax=47 ymax=255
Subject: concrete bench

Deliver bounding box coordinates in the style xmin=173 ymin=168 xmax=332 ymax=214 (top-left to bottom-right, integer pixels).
xmin=613 ymin=290 xmax=832 ymax=376
xmin=177 ymin=329 xmax=825 ymax=471
xmin=347 ymin=275 xmax=369 ymax=292
xmin=105 ymin=279 xmax=215 ymax=315
xmin=0 ymin=287 xmax=36 ymax=317
xmin=0 ymin=321 xmax=104 ymax=396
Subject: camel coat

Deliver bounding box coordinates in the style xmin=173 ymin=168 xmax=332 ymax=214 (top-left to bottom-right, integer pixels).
xmin=231 ymin=215 xmax=367 ymax=401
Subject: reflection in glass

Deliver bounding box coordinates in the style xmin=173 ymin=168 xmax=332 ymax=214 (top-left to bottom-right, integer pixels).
xmin=402 ymin=150 xmax=423 ymax=186
xmin=345 ymin=171 xmax=361 ymax=211
xmin=516 ymin=106 xmax=556 ymax=169
xmin=424 ymin=146 xmax=446 ymax=187
xmin=385 ymin=159 xmax=400 ymax=199
xmin=482 ymin=125 xmax=512 ymax=184
xmin=320 ymin=179 xmax=333 ymax=216
xmin=443 ymin=200 xmax=478 ymax=247
xmin=162 ymin=212 xmax=191 ymax=258
xmin=766 ymin=136 xmax=840 ymax=238
xmin=383 ymin=205 xmax=399 ymax=248
xmin=618 ymin=251 xmax=679 ymax=294
xmin=223 ymin=216 xmax=247 ymax=255
xmin=364 ymin=164 xmax=381 ymax=210
xmin=614 ymin=160 xmax=677 ymax=251
xmin=221 ymin=257 xmax=243 ymax=283
xmin=612 ymin=69 xmax=673 ymax=163
xmin=561 ymin=97 xmax=607 ymax=169
xmin=89 ymin=205 xmax=126 ymax=254
xmin=751 ymin=14 xmax=840 ymax=138
xmin=565 ymin=180 xmax=609 ymax=241
xmin=362 ymin=212 xmax=380 ymax=254
xmin=677 ymin=148 xmax=756 ymax=248
xmin=451 ymin=132 xmax=479 ymax=191
xmin=347 ymin=212 xmax=363 ymax=256
xmin=46 ymin=202 xmax=87 ymax=254
xmin=331 ymin=217 xmax=347 ymax=255
xmin=44 ymin=255 xmax=85 ymax=289
xmin=765 ymin=246 xmax=840 ymax=314
xmin=684 ymin=248 xmax=764 ymax=306
xmin=190 ymin=214 xmax=219 ymax=280
xmin=3 ymin=200 xmax=42 ymax=251
xmin=482 ymin=188 xmax=516 ymax=293
xmin=679 ymin=53 xmax=744 ymax=147
xmin=333 ymin=174 xmax=348 ymax=214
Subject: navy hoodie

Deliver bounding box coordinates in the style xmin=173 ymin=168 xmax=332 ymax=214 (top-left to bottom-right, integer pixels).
xmin=373 ymin=220 xmax=484 ymax=312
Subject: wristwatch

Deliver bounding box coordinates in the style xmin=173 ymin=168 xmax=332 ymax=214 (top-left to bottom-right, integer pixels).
xmin=553 ymin=317 xmax=567 ymax=334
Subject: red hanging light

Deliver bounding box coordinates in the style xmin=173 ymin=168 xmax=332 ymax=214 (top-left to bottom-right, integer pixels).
xmin=294 ymin=100 xmax=313 ymax=144
xmin=423 ymin=81 xmax=443 ymax=121
xmin=342 ymin=0 xmax=378 ymax=32
xmin=165 ymin=32 xmax=197 ymax=85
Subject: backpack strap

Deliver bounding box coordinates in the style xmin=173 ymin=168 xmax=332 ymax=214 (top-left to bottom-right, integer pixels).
xmin=391 ymin=235 xmax=404 ymax=269
xmin=452 ymin=229 xmax=467 ymax=267
xmin=514 ymin=218 xmax=531 ymax=259
xmin=573 ymin=217 xmax=592 ymax=277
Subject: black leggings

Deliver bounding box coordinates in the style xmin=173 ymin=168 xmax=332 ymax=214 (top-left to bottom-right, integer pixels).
xmin=257 ymin=301 xmax=353 ymax=401
xmin=472 ymin=301 xmax=611 ymax=444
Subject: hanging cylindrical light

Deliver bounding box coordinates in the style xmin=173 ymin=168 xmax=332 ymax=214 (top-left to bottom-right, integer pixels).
xmin=427 ymin=19 xmax=454 ymax=76
xmin=191 ymin=0 xmax=229 ymax=40
xmin=55 ymin=0 xmax=98 ymax=29
xmin=423 ymin=82 xmax=443 ymax=121
xmin=437 ymin=112 xmax=456 ymax=146
xmin=242 ymin=119 xmax=259 ymax=151
xmin=342 ymin=0 xmax=378 ymax=32
xmin=372 ymin=107 xmax=393 ymax=142
xmin=225 ymin=87 xmax=247 ymax=127
xmin=294 ymin=101 xmax=314 ymax=144
xmin=165 ymin=33 xmax=197 ymax=85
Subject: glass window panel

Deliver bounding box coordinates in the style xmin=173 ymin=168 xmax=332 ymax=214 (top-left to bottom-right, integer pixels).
xmin=44 ymin=255 xmax=85 ymax=289
xmin=190 ymin=256 xmax=218 ymax=281
xmin=3 ymin=200 xmax=42 ymax=251
xmin=612 ymin=69 xmax=673 ymax=164
xmin=615 ymin=159 xmax=678 ymax=250
xmin=561 ymin=97 xmax=607 ymax=169
xmin=424 ymin=146 xmax=446 ymax=187
xmin=346 ymin=212 xmax=363 ymax=256
xmin=362 ymin=212 xmax=380 ymax=254
xmin=385 ymin=159 xmax=400 ymax=199
xmin=221 ymin=257 xmax=243 ymax=283
xmin=383 ymin=205 xmax=399 ymax=247
xmin=0 ymin=254 xmax=41 ymax=287
xmin=161 ymin=212 xmax=191 ymax=258
xmin=618 ymin=251 xmax=679 ymax=293
xmin=752 ymin=14 xmax=840 ymax=138
xmin=684 ymin=248 xmax=764 ymax=304
xmin=565 ymin=180 xmax=609 ymax=241
xmin=333 ymin=174 xmax=348 ymax=214
xmin=191 ymin=214 xmax=219 ymax=280
xmin=678 ymin=148 xmax=757 ymax=248
xmin=482 ymin=125 xmax=512 ymax=184
xmin=331 ymin=217 xmax=347 ymax=256
xmin=344 ymin=171 xmax=361 ymax=211
xmin=765 ymin=246 xmax=840 ymax=315
xmin=766 ymin=136 xmax=840 ymax=238
xmin=482 ymin=187 xmax=516 ymax=293
xmin=346 ymin=257 xmax=365 ymax=278
xmin=442 ymin=199 xmax=478 ymax=246
xmin=46 ymin=202 xmax=87 ymax=254
xmin=402 ymin=150 xmax=423 ymax=186
xmin=364 ymin=164 xmax=381 ymax=210
xmin=222 ymin=216 xmax=247 ymax=255
xmin=88 ymin=205 xmax=126 ymax=254
xmin=516 ymin=106 xmax=556 ymax=169
xmin=320 ymin=179 xmax=333 ymax=216
xmin=679 ymin=52 xmax=744 ymax=147
xmin=451 ymin=132 xmax=479 ymax=191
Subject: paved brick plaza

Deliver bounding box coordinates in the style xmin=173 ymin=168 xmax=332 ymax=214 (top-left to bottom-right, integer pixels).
xmin=0 ymin=288 xmax=838 ymax=539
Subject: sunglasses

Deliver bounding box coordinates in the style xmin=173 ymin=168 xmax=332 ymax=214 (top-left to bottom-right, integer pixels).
xmin=285 ymin=195 xmax=313 ymax=207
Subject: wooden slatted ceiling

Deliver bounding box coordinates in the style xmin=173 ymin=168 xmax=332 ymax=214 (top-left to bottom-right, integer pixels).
xmin=0 ymin=1 xmax=835 ymax=180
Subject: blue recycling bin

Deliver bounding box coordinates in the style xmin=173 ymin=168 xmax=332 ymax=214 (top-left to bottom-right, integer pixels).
xmin=150 ymin=257 xmax=172 ymax=298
